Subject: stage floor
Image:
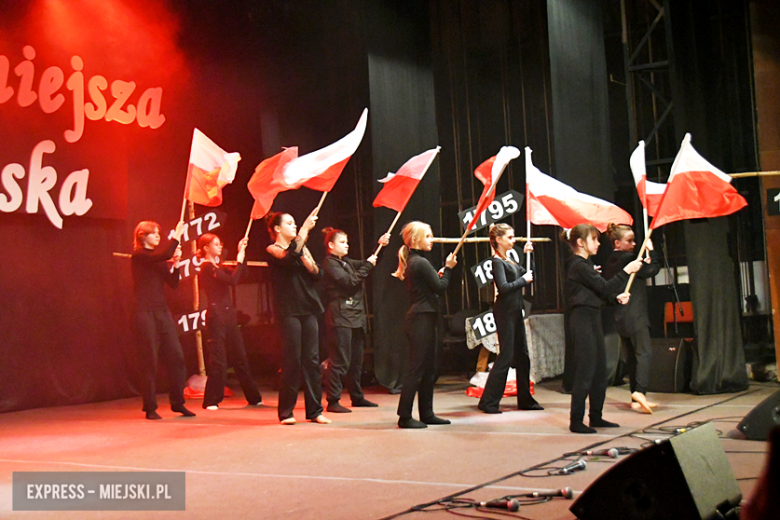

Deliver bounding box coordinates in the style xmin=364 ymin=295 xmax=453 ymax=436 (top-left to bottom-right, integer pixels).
xmin=0 ymin=378 xmax=775 ymax=519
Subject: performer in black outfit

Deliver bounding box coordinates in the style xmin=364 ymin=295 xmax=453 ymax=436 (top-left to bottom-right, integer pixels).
xmin=197 ymin=234 xmax=263 ymax=410
xmin=393 ymin=221 xmax=457 ymax=429
xmin=320 ymin=228 xmax=390 ymax=413
xmin=603 ymin=223 xmax=660 ymax=414
xmin=562 ymin=224 xmax=642 ymax=434
xmin=478 ymin=224 xmax=542 ymax=414
xmin=266 ymin=211 xmax=330 ymax=425
xmin=131 ymin=220 xmax=196 ymax=420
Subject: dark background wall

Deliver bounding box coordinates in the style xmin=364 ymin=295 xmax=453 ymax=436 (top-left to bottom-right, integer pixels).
xmin=0 ymin=0 xmax=768 ymax=412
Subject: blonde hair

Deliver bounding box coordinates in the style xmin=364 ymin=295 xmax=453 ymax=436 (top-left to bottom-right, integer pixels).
xmin=134 ymin=221 xmax=160 ymax=251
xmin=606 ymin=223 xmax=633 ymax=244
xmin=489 ymin=223 xmax=513 ymax=259
xmin=393 ymin=221 xmax=432 ymax=280
xmin=560 ymin=223 xmax=599 ymax=251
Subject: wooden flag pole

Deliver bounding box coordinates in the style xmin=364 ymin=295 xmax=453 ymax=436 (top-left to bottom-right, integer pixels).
xmin=312 ymin=191 xmax=328 ymax=216
xmin=244 ymin=218 xmax=254 ymax=240
xmin=526 ymin=219 xmax=532 ymax=272
xmin=373 ymin=211 xmax=403 ymax=256
xmin=179 ymin=196 xmax=188 ymax=223
xmin=624 ymin=228 xmax=653 ymax=294
xmin=642 ymin=208 xmax=650 ymax=259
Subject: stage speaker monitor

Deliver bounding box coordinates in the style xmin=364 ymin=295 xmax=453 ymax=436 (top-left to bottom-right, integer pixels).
xmin=737 ymin=389 xmax=780 ymax=441
xmin=570 ymin=422 xmax=741 ymax=520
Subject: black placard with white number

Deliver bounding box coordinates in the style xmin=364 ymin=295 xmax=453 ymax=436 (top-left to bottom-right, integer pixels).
xmin=168 ymin=210 xmax=227 ymax=243
xmin=176 ymin=255 xmax=206 ymax=281
xmin=458 ymin=190 xmax=524 ymax=232
xmin=175 ymin=309 xmax=207 ymax=335
xmin=768 ymin=188 xmax=780 ymax=216
xmin=467 ymin=309 xmax=497 ymax=340
xmin=469 ymin=247 xmax=523 ymax=289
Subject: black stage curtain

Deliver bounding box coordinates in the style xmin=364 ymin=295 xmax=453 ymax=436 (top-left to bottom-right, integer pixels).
xmin=546 ymin=0 xmax=613 ymax=198
xmin=684 ymin=218 xmax=748 ymax=394
xmin=366 ymin=2 xmax=439 ymax=392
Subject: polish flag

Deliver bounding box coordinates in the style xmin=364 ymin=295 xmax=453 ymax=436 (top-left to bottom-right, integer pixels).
xmin=247 ymin=147 xmax=299 ymax=219
xmin=185 ymin=129 xmax=241 ymax=206
xmin=467 ymin=146 xmax=521 ymax=231
xmin=630 ymin=141 xmax=666 ymax=217
xmin=650 ymin=133 xmax=747 ymax=229
xmin=525 ymin=147 xmax=632 ymax=232
xmin=281 ymin=108 xmax=368 ymax=192
xmin=373 ymin=147 xmax=440 ymax=212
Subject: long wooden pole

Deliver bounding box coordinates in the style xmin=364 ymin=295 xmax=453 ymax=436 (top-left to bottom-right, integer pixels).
xmin=244 ymin=218 xmax=254 ymax=240
xmin=188 ymin=200 xmax=206 ymax=377
xmin=526 ymin=219 xmax=532 ymax=272
xmin=312 ymin=191 xmax=328 ymax=216
xmin=373 ymin=211 xmax=403 ymax=256
xmin=624 ymin=228 xmax=654 ymax=293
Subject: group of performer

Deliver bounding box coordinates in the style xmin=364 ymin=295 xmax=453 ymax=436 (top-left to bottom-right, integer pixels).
xmin=130 ymin=211 xmax=657 ymax=434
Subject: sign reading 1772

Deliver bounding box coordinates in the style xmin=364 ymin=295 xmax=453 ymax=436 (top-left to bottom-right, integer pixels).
xmin=458 ymin=190 xmax=524 ymax=232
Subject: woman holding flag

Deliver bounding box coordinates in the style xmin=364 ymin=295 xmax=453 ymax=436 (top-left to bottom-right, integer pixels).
xmin=320 ymin=228 xmax=391 ymax=413
xmin=196 ymin=234 xmax=263 ymax=410
xmin=266 ymin=210 xmax=330 ymax=425
xmin=131 ymin=219 xmax=196 ymax=420
xmin=393 ymin=221 xmax=457 ymax=429
xmin=561 ymin=224 xmax=642 ymax=434
xmin=603 ymin=224 xmax=660 ymax=414
xmin=478 ymin=223 xmax=541 ymax=414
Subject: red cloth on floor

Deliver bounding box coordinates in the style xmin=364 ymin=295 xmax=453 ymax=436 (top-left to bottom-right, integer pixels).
xmin=465 ymin=380 xmax=533 ymax=398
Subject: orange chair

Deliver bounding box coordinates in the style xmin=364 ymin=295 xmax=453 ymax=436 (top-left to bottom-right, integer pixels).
xmin=664 ymin=301 xmax=694 ymax=338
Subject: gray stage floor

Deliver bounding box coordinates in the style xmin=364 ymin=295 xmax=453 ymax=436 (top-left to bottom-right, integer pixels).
xmin=0 ymin=378 xmax=774 ymax=519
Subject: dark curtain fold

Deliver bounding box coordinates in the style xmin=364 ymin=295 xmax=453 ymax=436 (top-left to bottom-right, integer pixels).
xmin=684 ymin=218 xmax=748 ymax=394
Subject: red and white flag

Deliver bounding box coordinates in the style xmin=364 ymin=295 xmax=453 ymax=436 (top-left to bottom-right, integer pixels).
xmin=281 ymin=108 xmax=368 ymax=192
xmin=185 ymin=129 xmax=241 ymax=207
xmin=247 ymin=147 xmax=299 ymax=219
xmin=525 ymin=147 xmax=632 ymax=232
xmin=630 ymin=140 xmax=666 ymax=217
xmin=650 ymin=133 xmax=747 ymax=229
xmin=373 ymin=147 xmax=440 ymax=212
xmin=467 ymin=146 xmax=521 ymax=231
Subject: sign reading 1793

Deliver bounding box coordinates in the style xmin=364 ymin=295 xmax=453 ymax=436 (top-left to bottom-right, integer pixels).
xmin=458 ymin=190 xmax=524 ymax=232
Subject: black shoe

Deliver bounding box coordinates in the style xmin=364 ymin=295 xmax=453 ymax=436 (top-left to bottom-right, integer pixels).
xmin=478 ymin=404 xmax=502 ymax=414
xmin=518 ymin=401 xmax=544 ymax=411
xmin=172 ymin=405 xmax=196 ymax=417
xmin=145 ymin=411 xmax=162 ymax=420
xmin=351 ymin=398 xmax=378 ymax=407
xmin=326 ymin=402 xmax=352 ymax=413
xmin=421 ymin=415 xmax=451 ymax=425
xmin=570 ymin=421 xmax=596 ymax=434
xmin=590 ymin=418 xmax=620 ymax=428
xmin=398 ymin=417 xmax=427 ymax=429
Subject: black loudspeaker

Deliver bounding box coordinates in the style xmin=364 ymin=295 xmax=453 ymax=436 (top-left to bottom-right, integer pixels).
xmin=737 ymin=390 xmax=780 ymax=440
xmin=570 ymin=423 xmax=741 ymax=520
xmin=646 ymin=338 xmax=692 ymax=393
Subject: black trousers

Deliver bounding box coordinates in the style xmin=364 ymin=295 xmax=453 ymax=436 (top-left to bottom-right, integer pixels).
xmin=479 ymin=308 xmax=534 ymax=409
xmin=324 ymin=326 xmax=365 ymax=403
xmin=569 ymin=307 xmax=608 ymax=424
xmin=277 ymin=314 xmax=323 ymax=421
xmin=397 ymin=312 xmax=439 ymax=419
xmin=203 ymin=306 xmax=262 ymax=407
xmin=622 ymin=326 xmax=652 ymax=395
xmin=134 ymin=309 xmax=186 ymax=412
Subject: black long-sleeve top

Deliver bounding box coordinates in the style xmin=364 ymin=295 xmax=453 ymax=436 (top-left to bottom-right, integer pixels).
xmin=603 ymin=249 xmax=660 ymax=336
xmin=321 ymin=255 xmax=373 ymax=329
xmin=200 ymin=260 xmax=245 ymax=311
xmin=566 ymin=255 xmax=628 ymax=310
xmin=131 ymin=239 xmax=180 ymax=311
xmin=405 ymin=250 xmax=452 ymax=314
xmin=492 ymin=256 xmax=534 ymax=314
xmin=266 ymin=237 xmax=324 ymax=317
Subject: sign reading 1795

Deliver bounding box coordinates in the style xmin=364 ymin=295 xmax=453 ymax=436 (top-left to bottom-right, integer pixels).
xmin=769 ymin=188 xmax=780 ymax=217
xmin=458 ymin=190 xmax=524 ymax=232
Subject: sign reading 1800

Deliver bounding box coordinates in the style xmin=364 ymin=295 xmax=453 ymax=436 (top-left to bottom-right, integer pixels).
xmin=458 ymin=190 xmax=524 ymax=232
